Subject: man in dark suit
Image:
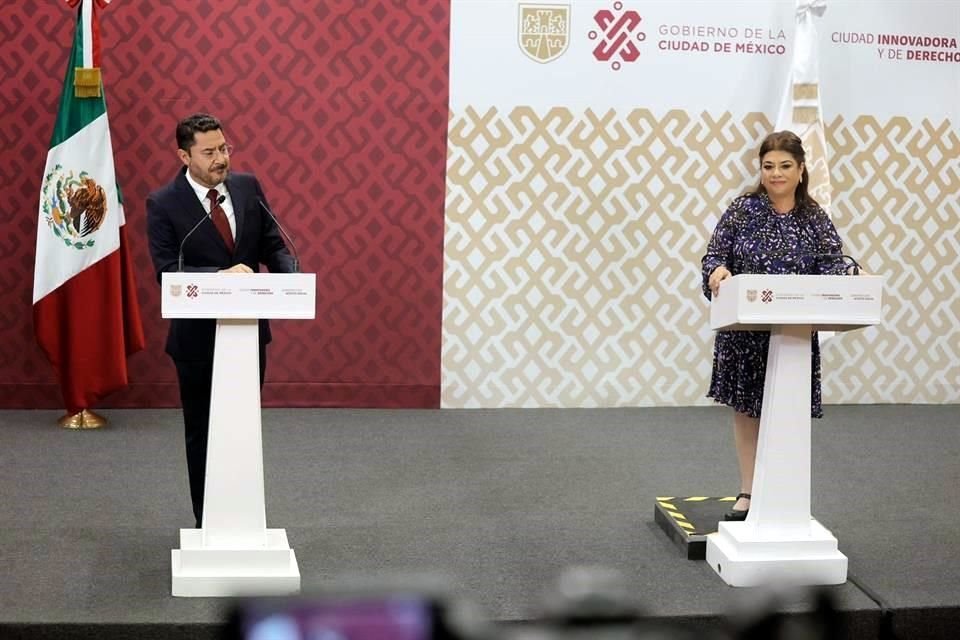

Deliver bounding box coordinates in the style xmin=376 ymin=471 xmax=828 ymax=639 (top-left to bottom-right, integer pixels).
xmin=146 ymin=113 xmax=296 ymax=528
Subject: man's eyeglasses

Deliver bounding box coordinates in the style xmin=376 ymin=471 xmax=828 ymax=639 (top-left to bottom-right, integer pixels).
xmin=197 ymin=144 xmax=234 ymax=159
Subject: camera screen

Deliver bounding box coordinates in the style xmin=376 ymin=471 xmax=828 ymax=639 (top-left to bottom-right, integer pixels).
xmin=241 ymin=595 xmax=434 ymax=640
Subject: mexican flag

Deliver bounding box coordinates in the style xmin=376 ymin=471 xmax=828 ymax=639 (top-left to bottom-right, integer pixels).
xmin=775 ymin=0 xmax=832 ymax=211
xmin=33 ymin=0 xmax=144 ymax=414
xmin=775 ymin=0 xmax=835 ymax=341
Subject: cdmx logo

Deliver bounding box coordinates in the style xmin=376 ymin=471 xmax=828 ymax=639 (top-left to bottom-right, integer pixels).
xmin=186 ymin=284 xmax=199 ymax=298
xmin=588 ymin=1 xmax=646 ymax=70
xmin=761 ymin=289 xmax=774 ymax=304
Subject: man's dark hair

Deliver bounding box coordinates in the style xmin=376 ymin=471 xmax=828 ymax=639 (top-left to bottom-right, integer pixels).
xmin=176 ymin=113 xmax=223 ymax=152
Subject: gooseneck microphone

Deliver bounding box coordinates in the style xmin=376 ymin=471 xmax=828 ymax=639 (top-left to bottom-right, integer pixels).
xmin=795 ymin=218 xmax=861 ymax=274
xmin=177 ymin=194 xmax=224 ymax=271
xmin=811 ymin=253 xmax=862 ymax=275
xmin=258 ymin=199 xmax=300 ymax=273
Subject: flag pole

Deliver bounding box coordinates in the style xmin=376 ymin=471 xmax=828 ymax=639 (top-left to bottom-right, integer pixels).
xmin=55 ymin=0 xmax=114 ymax=430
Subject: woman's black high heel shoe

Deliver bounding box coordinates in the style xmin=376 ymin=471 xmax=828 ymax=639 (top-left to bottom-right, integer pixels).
xmin=723 ymin=492 xmax=751 ymax=521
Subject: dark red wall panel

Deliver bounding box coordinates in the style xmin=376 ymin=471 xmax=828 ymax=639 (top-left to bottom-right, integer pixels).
xmin=0 ymin=1 xmax=449 ymax=409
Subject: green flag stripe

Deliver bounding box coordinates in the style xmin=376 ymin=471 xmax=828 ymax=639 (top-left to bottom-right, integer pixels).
xmin=50 ymin=7 xmax=106 ymax=148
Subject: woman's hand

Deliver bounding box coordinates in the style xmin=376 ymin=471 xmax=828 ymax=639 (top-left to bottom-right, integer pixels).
xmin=709 ymin=266 xmax=732 ymax=297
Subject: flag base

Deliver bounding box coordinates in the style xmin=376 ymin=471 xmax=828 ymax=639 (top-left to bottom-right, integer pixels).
xmin=58 ymin=409 xmax=107 ymax=429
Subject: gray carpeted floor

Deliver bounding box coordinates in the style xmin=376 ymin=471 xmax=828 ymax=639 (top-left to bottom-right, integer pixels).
xmin=0 ymin=405 xmax=957 ymax=639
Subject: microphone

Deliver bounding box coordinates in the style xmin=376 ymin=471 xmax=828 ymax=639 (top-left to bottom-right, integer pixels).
xmin=258 ymin=199 xmax=300 ymax=273
xmin=741 ymin=250 xmax=862 ymax=276
xmin=796 ymin=217 xmax=860 ymax=274
xmin=177 ymin=195 xmax=223 ymax=271
xmin=810 ymin=253 xmax=862 ymax=275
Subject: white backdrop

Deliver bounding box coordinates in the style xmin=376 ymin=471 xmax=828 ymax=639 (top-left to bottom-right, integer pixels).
xmin=442 ymin=0 xmax=960 ymax=408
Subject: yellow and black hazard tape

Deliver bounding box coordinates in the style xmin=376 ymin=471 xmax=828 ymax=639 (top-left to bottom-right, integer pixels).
xmin=655 ymin=497 xmax=696 ymax=532
xmin=655 ymin=496 xmax=736 ymax=537
xmin=655 ymin=496 xmax=741 ymax=559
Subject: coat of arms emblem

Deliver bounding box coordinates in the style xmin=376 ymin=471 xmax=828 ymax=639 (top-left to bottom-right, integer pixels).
xmin=40 ymin=165 xmax=108 ymax=250
xmin=170 ymin=284 xmax=182 ymax=297
xmin=746 ymin=289 xmax=757 ymax=302
xmin=519 ymin=4 xmax=570 ymax=63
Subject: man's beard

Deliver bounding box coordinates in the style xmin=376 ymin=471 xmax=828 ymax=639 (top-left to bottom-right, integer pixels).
xmin=207 ymin=165 xmax=229 ymax=185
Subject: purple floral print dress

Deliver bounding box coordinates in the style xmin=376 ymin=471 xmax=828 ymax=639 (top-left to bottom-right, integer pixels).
xmin=701 ymin=193 xmax=848 ymax=418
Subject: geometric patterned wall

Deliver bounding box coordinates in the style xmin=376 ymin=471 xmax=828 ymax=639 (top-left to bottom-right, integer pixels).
xmin=823 ymin=115 xmax=960 ymax=404
xmin=0 ymin=1 xmax=450 ymax=409
xmin=442 ymin=108 xmax=960 ymax=407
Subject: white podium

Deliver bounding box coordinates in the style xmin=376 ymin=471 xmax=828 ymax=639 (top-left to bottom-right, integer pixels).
xmin=162 ymin=272 xmax=315 ymax=597
xmin=705 ymin=274 xmax=883 ymax=587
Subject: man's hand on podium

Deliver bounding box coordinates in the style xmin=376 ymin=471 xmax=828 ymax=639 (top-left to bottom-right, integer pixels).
xmin=219 ymin=264 xmax=254 ymax=274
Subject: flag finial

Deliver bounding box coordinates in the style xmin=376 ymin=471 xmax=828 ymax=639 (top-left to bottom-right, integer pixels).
xmin=66 ymin=0 xmax=112 ymax=9
xmin=796 ymin=0 xmax=827 ymax=20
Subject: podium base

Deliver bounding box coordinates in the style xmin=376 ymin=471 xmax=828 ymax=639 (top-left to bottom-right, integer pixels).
xmin=171 ymin=528 xmax=301 ymax=597
xmin=705 ymin=519 xmax=847 ymax=587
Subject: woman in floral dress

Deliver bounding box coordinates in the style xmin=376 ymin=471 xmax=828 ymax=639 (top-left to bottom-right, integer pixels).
xmin=701 ymin=131 xmax=851 ymax=521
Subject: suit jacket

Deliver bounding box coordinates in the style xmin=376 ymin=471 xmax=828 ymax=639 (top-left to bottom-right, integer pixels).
xmin=146 ymin=168 xmax=296 ymax=361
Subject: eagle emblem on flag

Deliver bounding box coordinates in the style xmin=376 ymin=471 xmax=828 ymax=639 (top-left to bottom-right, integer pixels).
xmin=40 ymin=166 xmax=108 ymax=250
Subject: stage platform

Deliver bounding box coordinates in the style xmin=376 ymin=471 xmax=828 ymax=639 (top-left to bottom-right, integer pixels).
xmin=0 ymin=405 xmax=956 ymax=639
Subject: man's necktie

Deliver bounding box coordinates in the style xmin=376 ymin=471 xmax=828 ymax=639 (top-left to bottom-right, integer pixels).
xmin=206 ymin=188 xmax=235 ymax=253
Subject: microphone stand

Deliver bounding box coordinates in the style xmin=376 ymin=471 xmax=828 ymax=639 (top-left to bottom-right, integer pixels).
xmin=258 ymin=200 xmax=300 ymax=273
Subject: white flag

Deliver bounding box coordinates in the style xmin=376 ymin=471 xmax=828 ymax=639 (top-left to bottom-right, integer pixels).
xmin=776 ymin=0 xmax=836 ymax=342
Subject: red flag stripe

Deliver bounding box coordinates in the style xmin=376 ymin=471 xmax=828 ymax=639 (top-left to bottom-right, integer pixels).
xmin=91 ymin=0 xmax=102 ymax=68
xmin=33 ymin=227 xmax=144 ymax=413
